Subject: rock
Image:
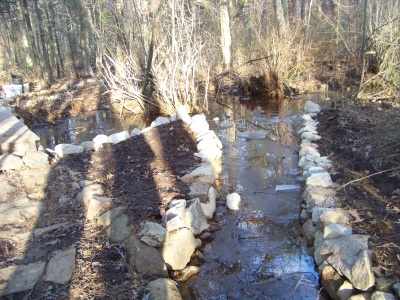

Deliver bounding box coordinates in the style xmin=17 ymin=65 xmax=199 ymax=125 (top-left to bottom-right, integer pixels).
xmin=314 ymin=230 xmax=329 ymax=266
xmin=174 ymin=266 xmax=201 ymax=282
xmin=0 ymin=198 xmax=44 ymax=226
xmin=151 ymin=117 xmax=170 ymax=127
xmin=371 ymin=292 xmax=396 ymax=300
xmin=301 ymin=132 xmax=321 ymax=141
xmin=164 ymin=199 xmax=187 ymax=221
xmin=86 ymin=195 xmax=113 ymax=220
xmin=22 ymin=166 xmax=55 ymax=188
xmin=201 ymin=186 xmax=217 ymax=219
xmin=392 ymin=283 xmax=400 ymax=297
xmin=321 ymin=235 xmax=375 ymax=291
xmin=176 ymin=106 xmax=192 ymax=124
xmin=302 ymin=219 xmax=318 ymax=245
xmin=196 ymin=130 xmax=222 ymax=149
xmin=0 ymin=154 xmax=23 ymax=170
xmin=125 ymin=236 xmax=168 ymax=278
xmin=189 ymin=182 xmax=210 ymax=202
xmin=186 ymin=198 xmax=209 ymax=235
xmin=144 ymin=278 xmax=182 ymax=300
xmin=194 ymin=147 xmax=223 ymax=160
xmin=319 ymin=209 xmax=352 ymax=227
xmin=54 ymin=143 xmax=84 ymax=157
xmin=303 ymin=166 xmax=326 ymax=178
xmin=58 ymin=195 xmax=70 ymax=205
xmin=321 ymin=265 xmax=345 ymax=300
xmin=93 ymin=134 xmax=109 ymax=145
xmin=107 ymin=214 xmax=134 ymax=243
xmin=306 ymin=172 xmax=333 ymax=188
xmin=275 ymin=184 xmax=301 ymax=192
xmin=22 ymin=151 xmax=48 ymax=168
xmin=109 ymin=131 xmax=130 ymax=144
xmin=337 ymin=280 xmax=355 ymax=300
xmin=140 ymin=222 xmax=167 ymax=247
xmin=76 ymin=183 xmax=106 ymax=205
xmin=44 ymin=246 xmax=76 ymax=284
xmin=130 ymin=128 xmax=142 ymax=137
xmin=0 ymin=177 xmax=16 ymax=202
xmin=226 ymin=192 xmax=241 ymax=210
xmin=304 ymin=101 xmax=321 ymax=113
xmin=34 ymin=222 xmax=69 ymax=239
xmin=80 ymin=141 xmax=95 ymax=151
xmin=375 ymin=276 xmax=398 ymax=293
xmin=323 ymin=223 xmax=353 ymax=240
xmin=349 ymin=294 xmax=372 ymax=300
xmin=160 ymin=228 xmax=197 ymax=270
xmin=181 ymin=163 xmax=217 ymax=185
xmin=303 ymin=186 xmax=336 ymax=211
xmin=166 ymin=216 xmax=186 ymax=232
xmin=196 ymin=138 xmax=220 ymax=152
xmin=0 ymin=261 xmax=46 ymax=296
xmin=97 ymin=207 xmax=125 ymax=227
xmin=237 ymin=131 xmax=268 ymax=140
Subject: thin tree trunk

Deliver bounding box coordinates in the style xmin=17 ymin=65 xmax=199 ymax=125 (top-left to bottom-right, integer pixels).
xmin=76 ymin=0 xmax=93 ymax=77
xmin=48 ymin=0 xmax=65 ymax=77
xmin=358 ymin=0 xmax=368 ymax=94
xmin=220 ymin=0 xmax=232 ymax=69
xmin=33 ymin=0 xmax=53 ymax=87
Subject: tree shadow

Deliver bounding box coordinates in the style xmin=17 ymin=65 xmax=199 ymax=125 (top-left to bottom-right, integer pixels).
xmin=0 ymin=82 xmax=201 ymax=299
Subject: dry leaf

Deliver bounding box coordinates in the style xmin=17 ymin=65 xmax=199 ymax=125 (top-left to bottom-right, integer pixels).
xmin=349 ymin=209 xmax=364 ymax=223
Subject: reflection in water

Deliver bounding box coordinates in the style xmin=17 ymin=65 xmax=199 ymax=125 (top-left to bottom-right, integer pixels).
xmin=32 ymin=110 xmax=146 ymax=149
xmin=186 ymin=96 xmax=327 ymax=299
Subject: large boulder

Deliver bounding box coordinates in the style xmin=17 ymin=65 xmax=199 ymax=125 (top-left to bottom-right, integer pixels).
xmin=22 ymin=151 xmax=49 ymax=168
xmin=0 ymin=154 xmax=23 ymax=171
xmin=160 ymin=228 xmax=196 ymax=270
xmin=44 ymin=246 xmax=76 ymax=284
xmin=0 ymin=198 xmax=44 ymax=226
xmin=125 ymin=236 xmax=168 ymax=278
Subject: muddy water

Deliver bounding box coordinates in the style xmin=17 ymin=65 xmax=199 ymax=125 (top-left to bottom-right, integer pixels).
xmin=183 ymin=94 xmax=340 ymax=300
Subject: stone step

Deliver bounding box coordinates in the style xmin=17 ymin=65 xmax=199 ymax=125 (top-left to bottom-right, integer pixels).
xmin=0 ymin=105 xmax=39 ymax=154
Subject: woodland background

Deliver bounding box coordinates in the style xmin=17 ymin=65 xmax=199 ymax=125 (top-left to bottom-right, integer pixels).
xmin=0 ymin=0 xmax=399 ymax=114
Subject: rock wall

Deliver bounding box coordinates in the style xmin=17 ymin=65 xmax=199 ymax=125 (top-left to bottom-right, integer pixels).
xmin=299 ymin=101 xmax=400 ymax=300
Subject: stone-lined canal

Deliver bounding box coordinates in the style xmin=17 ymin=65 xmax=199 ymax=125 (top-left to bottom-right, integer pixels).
xmin=31 ymin=93 xmax=347 ymax=299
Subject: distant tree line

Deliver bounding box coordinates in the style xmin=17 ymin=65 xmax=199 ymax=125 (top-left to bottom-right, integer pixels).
xmin=0 ymin=0 xmax=398 ymax=112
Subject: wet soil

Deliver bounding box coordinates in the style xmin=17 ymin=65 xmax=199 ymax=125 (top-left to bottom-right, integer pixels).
xmin=316 ymin=101 xmax=400 ymax=278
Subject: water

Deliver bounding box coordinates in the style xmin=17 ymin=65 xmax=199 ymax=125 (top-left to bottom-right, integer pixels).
xmin=32 ymin=110 xmax=146 ymax=149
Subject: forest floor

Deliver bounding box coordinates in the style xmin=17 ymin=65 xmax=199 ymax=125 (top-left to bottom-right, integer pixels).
xmin=316 ymin=100 xmax=400 ymax=279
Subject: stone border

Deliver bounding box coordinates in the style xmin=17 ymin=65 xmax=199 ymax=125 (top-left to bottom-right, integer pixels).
xmin=299 ymin=101 xmax=399 ymax=300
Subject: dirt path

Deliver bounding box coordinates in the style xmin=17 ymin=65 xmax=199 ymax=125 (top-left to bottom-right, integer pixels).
xmin=316 ymin=101 xmax=400 ymax=278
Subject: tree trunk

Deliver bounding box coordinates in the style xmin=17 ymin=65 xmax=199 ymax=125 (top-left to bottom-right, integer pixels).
xmin=33 ymin=0 xmax=53 ymax=87
xmin=76 ymin=0 xmax=93 ymax=77
xmin=220 ymin=0 xmax=232 ymax=69
xmin=20 ymin=0 xmax=43 ymax=76
xmin=48 ymin=0 xmax=65 ymax=77
xmin=273 ymin=0 xmax=288 ymax=36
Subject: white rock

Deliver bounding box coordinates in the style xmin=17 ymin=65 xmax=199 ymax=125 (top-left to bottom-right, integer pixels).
xmin=176 ymin=106 xmax=192 ymax=124
xmin=145 ymin=278 xmax=183 ymax=300
xmin=164 ymin=199 xmax=187 ymax=221
xmin=109 ymin=131 xmax=130 ymax=144
xmin=371 ymin=292 xmax=396 ymax=300
xmin=0 ymin=154 xmax=23 ymax=170
xmin=166 ymin=216 xmax=186 ymax=232
xmin=303 ymin=186 xmax=336 ymax=211
xmin=200 ymin=186 xmax=217 ymax=219
xmin=92 ymin=134 xmax=109 ymax=145
xmin=226 ymin=192 xmax=241 ymax=210
xmin=76 ymin=183 xmax=106 ymax=205
xmin=237 ymin=131 xmax=268 ymax=140
xmin=44 ymin=246 xmax=76 ymax=284
xmin=299 ymin=144 xmax=320 ymax=158
xmin=306 ymin=172 xmax=333 ymax=188
xmin=160 ymin=228 xmax=197 ymax=270
xmin=192 ymin=114 xmax=207 ymax=123
xmin=305 ymin=101 xmax=321 ymax=113
xmin=323 ymin=223 xmax=353 ymax=240
xmin=130 ymin=128 xmax=142 ymax=137
xmin=54 ymin=144 xmax=84 ymax=157
xmin=301 ymin=132 xmax=321 ymax=141
xmin=140 ymin=222 xmax=167 ymax=247
xmin=185 ymin=198 xmax=209 ymax=235
xmin=86 ymin=195 xmax=112 ymax=220
xmin=22 ymin=151 xmax=49 ymax=168
xmin=190 ymin=120 xmax=209 ymax=134
xmin=181 ymin=163 xmax=218 ymax=185
xmin=151 ymin=116 xmax=170 ymax=127
xmin=275 ymin=184 xmax=301 ymax=192
xmin=194 ymin=147 xmax=223 ymax=160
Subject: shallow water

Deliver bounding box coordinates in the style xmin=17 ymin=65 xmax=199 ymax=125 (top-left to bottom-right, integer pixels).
xmin=180 ymin=96 xmax=326 ymax=299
